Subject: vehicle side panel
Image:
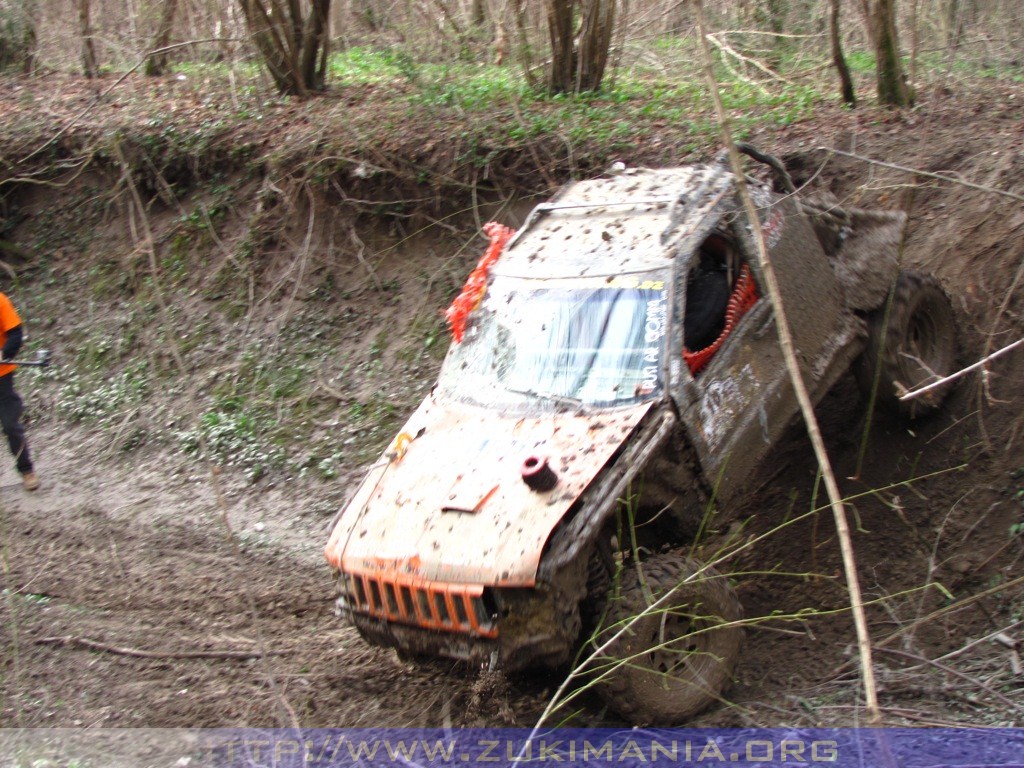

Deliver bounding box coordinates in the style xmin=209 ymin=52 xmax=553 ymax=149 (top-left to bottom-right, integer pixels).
xmin=749 ymin=194 xmax=844 ymax=365
xmin=679 ymin=196 xmax=844 ymax=501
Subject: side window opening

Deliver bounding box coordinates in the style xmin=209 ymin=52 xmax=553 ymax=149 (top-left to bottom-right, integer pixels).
xmin=683 ymin=231 xmax=760 ymax=375
xmin=684 ymin=233 xmax=735 ymax=351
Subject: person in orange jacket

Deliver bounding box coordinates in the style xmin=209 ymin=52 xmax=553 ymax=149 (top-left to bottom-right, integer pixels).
xmin=0 ymin=292 xmax=38 ymax=491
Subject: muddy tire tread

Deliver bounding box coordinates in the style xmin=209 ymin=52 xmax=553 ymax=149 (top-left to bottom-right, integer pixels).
xmin=595 ymin=552 xmax=743 ymax=725
xmin=855 ymin=270 xmax=958 ymax=419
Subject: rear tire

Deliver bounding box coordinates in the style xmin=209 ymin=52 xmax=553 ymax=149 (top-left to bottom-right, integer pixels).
xmin=855 ymin=271 xmax=957 ymax=419
xmin=593 ymin=552 xmax=742 ymax=725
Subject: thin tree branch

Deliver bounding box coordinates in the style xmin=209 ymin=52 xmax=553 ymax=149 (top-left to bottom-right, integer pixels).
xmin=706 ymin=32 xmax=795 ymax=86
xmin=899 ymin=338 xmax=1023 ymax=401
xmin=695 ymin=0 xmax=881 ymax=723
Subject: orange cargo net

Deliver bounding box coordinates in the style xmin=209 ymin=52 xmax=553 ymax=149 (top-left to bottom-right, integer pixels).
xmin=684 ymin=263 xmax=760 ymax=375
xmin=445 ymin=222 xmax=515 ymax=343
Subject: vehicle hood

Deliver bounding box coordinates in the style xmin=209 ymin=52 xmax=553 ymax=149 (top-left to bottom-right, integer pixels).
xmin=324 ymin=394 xmax=653 ymax=586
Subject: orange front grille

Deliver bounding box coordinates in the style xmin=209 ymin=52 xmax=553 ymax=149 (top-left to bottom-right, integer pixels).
xmin=346 ymin=571 xmax=497 ymax=638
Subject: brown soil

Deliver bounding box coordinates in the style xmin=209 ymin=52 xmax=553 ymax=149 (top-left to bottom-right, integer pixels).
xmin=1 ymin=76 xmax=1023 ymax=729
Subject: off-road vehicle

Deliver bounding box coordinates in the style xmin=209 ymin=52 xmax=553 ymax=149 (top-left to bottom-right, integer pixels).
xmin=324 ymin=147 xmax=957 ymax=725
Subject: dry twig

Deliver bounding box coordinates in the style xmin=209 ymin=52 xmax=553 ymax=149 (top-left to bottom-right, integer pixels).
xmin=816 ymin=147 xmax=1024 ymax=203
xmin=899 ymin=338 xmax=1023 ymax=401
xmin=878 ymin=647 xmax=1024 ymax=713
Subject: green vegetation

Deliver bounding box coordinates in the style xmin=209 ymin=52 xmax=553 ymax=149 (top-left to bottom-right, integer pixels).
xmin=1 ymin=588 xmax=51 ymax=607
xmin=55 ymin=360 xmax=151 ymax=424
xmin=321 ymin=44 xmax=818 ymax=148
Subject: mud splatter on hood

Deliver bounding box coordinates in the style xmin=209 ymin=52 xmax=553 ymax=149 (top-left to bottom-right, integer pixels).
xmin=325 ymin=393 xmax=653 ymax=585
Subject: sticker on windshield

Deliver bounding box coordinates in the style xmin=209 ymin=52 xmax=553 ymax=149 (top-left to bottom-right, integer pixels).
xmin=645 ymin=296 xmax=667 ymax=344
xmin=637 ymin=295 xmax=668 ymax=396
xmin=607 ymin=277 xmax=666 ymax=290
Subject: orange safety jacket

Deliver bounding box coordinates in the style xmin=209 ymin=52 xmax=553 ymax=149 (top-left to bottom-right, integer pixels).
xmin=0 ymin=293 xmax=22 ymax=378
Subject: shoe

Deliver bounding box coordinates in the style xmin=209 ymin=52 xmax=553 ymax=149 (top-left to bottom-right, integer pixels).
xmin=22 ymin=472 xmax=39 ymax=491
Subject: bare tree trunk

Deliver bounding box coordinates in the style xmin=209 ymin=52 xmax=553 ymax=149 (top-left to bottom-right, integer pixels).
xmin=908 ymin=0 xmax=919 ymax=87
xmin=873 ymin=0 xmax=912 ymax=106
xmin=763 ymin=0 xmax=785 ymax=64
xmin=237 ymin=0 xmax=333 ymax=95
xmin=126 ymin=0 xmax=139 ymax=43
xmin=945 ymin=0 xmax=965 ymax=48
xmin=494 ymin=21 xmax=508 ymax=64
xmin=546 ymin=0 xmax=616 ymax=94
xmin=943 ymin=0 xmax=976 ymax=77
xmin=547 ymin=0 xmax=575 ymax=93
xmin=576 ymin=0 xmax=615 ymax=92
xmin=857 ymin=0 xmax=877 ymax=49
xmin=299 ymin=0 xmax=331 ymax=88
xmin=429 ymin=0 xmax=466 ymax=37
xmin=78 ymin=0 xmax=99 ymax=77
xmin=607 ymin=0 xmax=628 ymax=89
xmin=216 ymin=0 xmax=237 ymax=61
xmin=146 ymin=0 xmax=181 ymax=75
xmin=830 ymin=0 xmax=856 ymax=105
xmin=239 ymin=0 xmax=302 ymax=94
xmin=21 ymin=0 xmax=40 ymax=74
xmin=0 ymin=0 xmax=39 ymax=73
xmin=470 ymin=0 xmax=486 ymax=27
xmin=316 ymin=0 xmax=331 ymax=80
xmin=663 ymin=0 xmax=688 ymax=34
xmin=511 ymin=0 xmax=537 ymax=87
xmin=352 ymin=0 xmax=380 ymax=31
xmin=181 ymin=0 xmax=200 ymax=59
xmin=288 ymin=0 xmax=304 ymax=49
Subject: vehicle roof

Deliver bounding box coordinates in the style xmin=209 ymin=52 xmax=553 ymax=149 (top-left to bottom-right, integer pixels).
xmin=494 ymin=164 xmax=735 ymax=279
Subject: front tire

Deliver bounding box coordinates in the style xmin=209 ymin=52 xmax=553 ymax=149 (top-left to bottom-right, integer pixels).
xmin=593 ymin=552 xmax=743 ymax=725
xmin=855 ymin=271 xmax=958 ymax=419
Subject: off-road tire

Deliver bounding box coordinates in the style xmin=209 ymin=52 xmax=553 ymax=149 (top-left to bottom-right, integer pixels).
xmin=855 ymin=271 xmax=957 ymax=419
xmin=593 ymin=552 xmax=743 ymax=725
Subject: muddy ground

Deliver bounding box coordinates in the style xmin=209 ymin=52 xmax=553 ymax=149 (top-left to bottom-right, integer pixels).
xmin=1 ymin=77 xmax=1023 ymax=731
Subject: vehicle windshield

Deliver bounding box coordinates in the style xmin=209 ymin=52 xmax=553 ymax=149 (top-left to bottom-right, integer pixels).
xmin=437 ymin=271 xmax=669 ymax=409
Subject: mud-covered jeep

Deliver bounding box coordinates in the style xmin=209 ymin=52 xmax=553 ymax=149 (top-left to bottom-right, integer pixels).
xmin=324 ymin=147 xmax=957 ymax=724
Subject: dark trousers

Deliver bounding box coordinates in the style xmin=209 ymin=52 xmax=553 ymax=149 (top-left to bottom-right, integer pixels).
xmin=0 ymin=373 xmax=32 ymax=474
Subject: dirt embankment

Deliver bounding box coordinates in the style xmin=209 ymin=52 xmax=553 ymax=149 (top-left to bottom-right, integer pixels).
xmin=0 ymin=77 xmax=1023 ymax=729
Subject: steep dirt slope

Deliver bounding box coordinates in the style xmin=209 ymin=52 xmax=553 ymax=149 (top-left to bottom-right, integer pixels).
xmin=0 ymin=80 xmax=1022 ymax=729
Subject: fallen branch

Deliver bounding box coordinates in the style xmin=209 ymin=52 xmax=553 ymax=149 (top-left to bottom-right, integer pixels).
xmin=993 ymin=633 xmax=1020 ymax=650
xmin=877 ymin=647 xmax=1024 ymax=713
xmin=317 ymin=374 xmax=348 ymax=402
xmin=706 ymin=33 xmax=795 ymax=87
xmin=899 ymin=338 xmax=1023 ymax=401
xmin=36 ymin=635 xmax=285 ymax=660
